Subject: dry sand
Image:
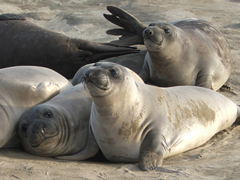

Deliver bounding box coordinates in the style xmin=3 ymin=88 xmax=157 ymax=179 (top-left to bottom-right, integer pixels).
xmin=0 ymin=0 xmax=240 ymax=179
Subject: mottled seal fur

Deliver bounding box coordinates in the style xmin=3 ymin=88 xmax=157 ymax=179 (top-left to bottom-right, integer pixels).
xmin=104 ymin=6 xmax=232 ymax=90
xmin=56 ymin=62 xmax=240 ymax=171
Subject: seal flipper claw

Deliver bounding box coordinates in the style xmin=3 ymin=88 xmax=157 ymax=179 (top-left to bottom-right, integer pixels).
xmin=104 ymin=6 xmax=146 ymax=45
xmin=106 ymin=6 xmax=146 ymax=36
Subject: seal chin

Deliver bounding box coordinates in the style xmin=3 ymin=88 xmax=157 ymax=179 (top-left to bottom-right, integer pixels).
xmin=83 ymin=68 xmax=112 ymax=96
xmin=144 ymin=36 xmax=163 ymax=46
xmin=23 ymin=121 xmax=59 ymax=148
xmin=85 ymin=77 xmax=111 ymax=91
xmin=144 ymin=38 xmax=162 ymax=51
xmin=85 ymin=80 xmax=112 ymax=97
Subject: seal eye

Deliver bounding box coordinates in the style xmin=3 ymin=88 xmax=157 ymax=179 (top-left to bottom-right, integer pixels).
xmin=43 ymin=111 xmax=52 ymax=118
xmin=148 ymin=23 xmax=156 ymax=27
xmin=164 ymin=28 xmax=171 ymax=34
xmin=21 ymin=124 xmax=28 ymax=133
xmin=109 ymin=69 xmax=118 ymax=77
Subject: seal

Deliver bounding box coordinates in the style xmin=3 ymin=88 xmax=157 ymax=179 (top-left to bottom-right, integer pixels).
xmin=18 ymin=66 xmax=144 ymax=157
xmin=104 ymin=6 xmax=232 ymax=90
xmin=0 ymin=13 xmax=139 ymax=79
xmin=56 ymin=62 xmax=240 ymax=171
xmin=0 ymin=66 xmax=72 ymax=149
xmin=18 ymin=84 xmax=93 ymax=157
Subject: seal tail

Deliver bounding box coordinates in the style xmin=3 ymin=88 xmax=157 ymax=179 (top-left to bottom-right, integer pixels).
xmin=103 ymin=6 xmax=146 ymax=46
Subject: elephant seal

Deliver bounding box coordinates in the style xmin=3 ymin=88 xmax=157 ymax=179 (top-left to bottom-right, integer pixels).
xmin=0 ymin=13 xmax=139 ymax=79
xmin=57 ymin=62 xmax=240 ymax=171
xmin=104 ymin=6 xmax=232 ymax=90
xmin=0 ymin=66 xmax=72 ymax=149
xmin=71 ymin=51 xmax=146 ymax=85
xmin=18 ymin=84 xmax=93 ymax=157
xmin=18 ymin=67 xmax=143 ymax=157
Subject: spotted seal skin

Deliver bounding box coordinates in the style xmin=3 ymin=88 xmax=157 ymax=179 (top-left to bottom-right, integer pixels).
xmin=0 ymin=66 xmax=72 ymax=149
xmin=104 ymin=6 xmax=232 ymax=90
xmin=0 ymin=13 xmax=139 ymax=79
xmin=56 ymin=62 xmax=239 ymax=171
xmin=18 ymin=84 xmax=93 ymax=157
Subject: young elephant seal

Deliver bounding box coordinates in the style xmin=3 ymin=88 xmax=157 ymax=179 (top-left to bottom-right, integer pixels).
xmin=0 ymin=13 xmax=138 ymax=78
xmin=18 ymin=84 xmax=92 ymax=157
xmin=0 ymin=66 xmax=72 ymax=149
xmin=104 ymin=6 xmax=232 ymax=90
xmin=19 ymin=68 xmax=143 ymax=157
xmin=57 ymin=62 xmax=239 ymax=171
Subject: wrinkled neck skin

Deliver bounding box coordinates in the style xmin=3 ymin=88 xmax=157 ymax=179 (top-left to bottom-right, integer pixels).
xmin=38 ymin=85 xmax=91 ymax=156
xmin=91 ymin=79 xmax=142 ymax=124
xmin=53 ymin=103 xmax=90 ymax=156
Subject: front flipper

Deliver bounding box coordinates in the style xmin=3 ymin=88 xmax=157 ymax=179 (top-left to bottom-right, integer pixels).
xmin=195 ymin=71 xmax=213 ymax=90
xmin=0 ymin=13 xmax=26 ymax=20
xmin=56 ymin=127 xmax=99 ymax=161
xmin=104 ymin=6 xmax=146 ymax=45
xmin=24 ymin=81 xmax=60 ymax=104
xmin=139 ymin=131 xmax=167 ymax=171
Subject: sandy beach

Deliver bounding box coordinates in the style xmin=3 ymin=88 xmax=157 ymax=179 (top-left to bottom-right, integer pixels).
xmin=0 ymin=0 xmax=240 ymax=179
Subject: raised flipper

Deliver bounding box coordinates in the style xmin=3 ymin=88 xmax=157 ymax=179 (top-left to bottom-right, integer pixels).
xmin=104 ymin=6 xmax=146 ymax=45
xmin=0 ymin=13 xmax=26 ymax=21
xmin=55 ymin=127 xmax=99 ymax=161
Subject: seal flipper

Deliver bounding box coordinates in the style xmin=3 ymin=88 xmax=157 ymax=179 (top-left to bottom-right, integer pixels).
xmin=104 ymin=6 xmax=146 ymax=45
xmin=55 ymin=127 xmax=99 ymax=161
xmin=0 ymin=13 xmax=26 ymax=21
xmin=195 ymin=72 xmax=213 ymax=89
xmin=19 ymin=81 xmax=60 ymax=105
xmin=139 ymin=131 xmax=166 ymax=171
xmin=73 ymin=39 xmax=139 ymax=64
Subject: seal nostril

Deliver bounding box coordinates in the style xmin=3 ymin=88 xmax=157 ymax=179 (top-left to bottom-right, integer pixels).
xmin=145 ymin=29 xmax=153 ymax=36
xmin=21 ymin=124 xmax=28 ymax=133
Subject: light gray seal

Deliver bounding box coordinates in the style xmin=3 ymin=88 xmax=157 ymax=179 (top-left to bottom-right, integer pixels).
xmin=57 ymin=62 xmax=240 ymax=171
xmin=0 ymin=66 xmax=72 ymax=149
xmin=18 ymin=67 xmax=143 ymax=157
xmin=0 ymin=13 xmax=139 ymax=79
xmin=18 ymin=84 xmax=92 ymax=157
xmin=104 ymin=6 xmax=232 ymax=90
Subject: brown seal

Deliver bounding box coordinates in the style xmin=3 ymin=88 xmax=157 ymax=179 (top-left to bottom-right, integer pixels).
xmin=0 ymin=13 xmax=138 ymax=79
